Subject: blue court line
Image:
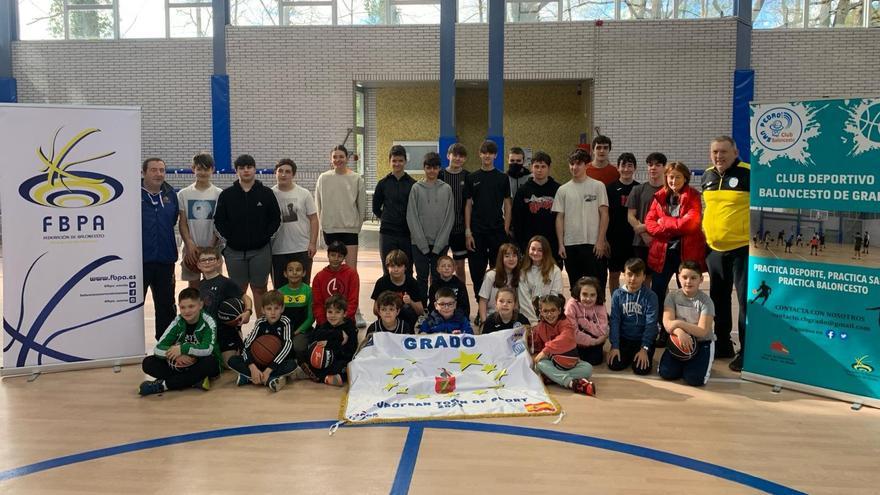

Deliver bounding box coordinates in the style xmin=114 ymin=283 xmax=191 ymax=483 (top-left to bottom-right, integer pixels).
xmin=390 ymin=425 xmax=424 ymax=495
xmin=0 ymin=420 xmax=804 ymax=495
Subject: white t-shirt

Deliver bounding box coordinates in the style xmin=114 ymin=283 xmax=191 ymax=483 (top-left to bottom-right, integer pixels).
xmin=271 ymin=184 xmax=318 ymax=254
xmin=552 ymin=178 xmax=608 ymax=246
xmin=177 ymin=184 xmax=222 ymax=247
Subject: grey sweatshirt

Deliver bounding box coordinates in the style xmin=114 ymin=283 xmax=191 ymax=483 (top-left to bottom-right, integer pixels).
xmin=406 ymin=179 xmax=455 ymax=255
xmin=314 ymin=169 xmax=367 ymax=234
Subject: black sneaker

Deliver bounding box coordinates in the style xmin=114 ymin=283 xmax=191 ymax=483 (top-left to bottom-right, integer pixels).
xmin=729 ymin=353 xmax=744 ymax=372
xmin=138 ymin=380 xmax=166 ymax=396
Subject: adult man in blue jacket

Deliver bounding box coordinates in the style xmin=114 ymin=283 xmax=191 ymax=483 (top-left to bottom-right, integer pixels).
xmin=141 ymin=157 xmax=179 ymax=339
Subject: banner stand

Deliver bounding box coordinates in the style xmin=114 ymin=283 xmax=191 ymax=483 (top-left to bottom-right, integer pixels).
xmin=742 ymin=372 xmax=880 ymax=410
xmin=1 ymin=355 xmax=145 ymax=378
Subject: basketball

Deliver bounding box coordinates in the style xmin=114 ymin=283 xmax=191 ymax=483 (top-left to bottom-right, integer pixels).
xmin=250 ymin=334 xmax=283 ymax=367
xmin=216 ymin=297 xmax=244 ymax=325
xmin=309 ymin=340 xmax=334 ymax=369
xmin=667 ymin=332 xmax=698 ymax=361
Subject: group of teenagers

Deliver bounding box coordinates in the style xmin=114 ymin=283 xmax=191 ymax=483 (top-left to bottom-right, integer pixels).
xmin=138 ymin=134 xmax=752 ymax=399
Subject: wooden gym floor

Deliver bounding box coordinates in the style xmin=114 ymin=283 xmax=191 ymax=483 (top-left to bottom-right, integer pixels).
xmin=1 ymin=248 xmax=878 ymax=494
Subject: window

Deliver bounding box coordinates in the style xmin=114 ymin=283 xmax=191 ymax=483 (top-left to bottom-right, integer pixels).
xmin=808 ymin=0 xmax=864 ymax=26
xmin=119 ymin=0 xmax=165 ymax=38
xmin=507 ymin=1 xmax=560 ymax=21
xmin=563 ymin=0 xmax=615 ymax=20
xmin=169 ymin=1 xmax=213 ymax=37
xmin=394 ymin=2 xmax=442 ymax=24
xmin=753 ymin=0 xmax=805 ymax=28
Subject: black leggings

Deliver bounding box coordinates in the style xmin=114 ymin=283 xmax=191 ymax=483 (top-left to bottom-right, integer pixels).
xmin=142 ymin=355 xmax=219 ymax=390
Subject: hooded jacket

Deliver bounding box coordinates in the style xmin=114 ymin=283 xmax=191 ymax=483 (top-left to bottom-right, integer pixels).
xmin=511 ymin=177 xmax=560 ymax=252
xmin=609 ymin=285 xmax=658 ymax=349
xmin=645 ymin=185 xmax=706 ymax=273
xmin=214 ymin=180 xmax=281 ymax=251
xmin=507 ymin=164 xmax=531 ymax=198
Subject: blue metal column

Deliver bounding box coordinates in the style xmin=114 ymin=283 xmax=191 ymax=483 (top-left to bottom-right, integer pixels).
xmin=438 ymin=0 xmax=456 ymax=167
xmin=0 ymin=0 xmax=18 ymax=102
xmin=731 ymin=0 xmax=753 ymax=162
xmin=487 ymin=0 xmax=504 ymax=170
xmin=211 ymin=0 xmax=232 ymax=172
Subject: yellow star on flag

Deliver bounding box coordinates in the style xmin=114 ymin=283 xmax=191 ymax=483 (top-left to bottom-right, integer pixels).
xmin=386 ymin=367 xmax=405 ymax=379
xmin=415 ymin=394 xmax=430 ymax=399
xmin=494 ymin=368 xmax=508 ymax=381
xmin=481 ymin=363 xmax=498 ymax=374
xmin=384 ymin=381 xmax=399 ymax=392
xmin=449 ymin=350 xmax=483 ymax=371
xmin=473 ymin=389 xmax=488 ymax=396
xmin=396 ymin=387 xmax=409 ymax=395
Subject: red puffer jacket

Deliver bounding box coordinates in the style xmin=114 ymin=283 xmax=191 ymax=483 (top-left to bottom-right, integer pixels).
xmin=645 ymin=186 xmax=706 ymax=273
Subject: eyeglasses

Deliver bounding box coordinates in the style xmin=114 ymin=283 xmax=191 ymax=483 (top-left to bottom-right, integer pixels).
xmin=198 ymin=257 xmax=218 ymax=263
xmin=436 ymin=302 xmax=455 ymax=308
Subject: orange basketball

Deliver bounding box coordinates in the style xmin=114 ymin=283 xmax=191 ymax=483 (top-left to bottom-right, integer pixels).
xmin=668 ymin=333 xmax=697 ymax=361
xmin=250 ymin=334 xmax=283 ymax=367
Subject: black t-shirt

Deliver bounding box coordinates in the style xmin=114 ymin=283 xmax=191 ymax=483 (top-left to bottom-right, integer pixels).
xmin=606 ymin=179 xmax=638 ymax=245
xmin=482 ymin=312 xmax=529 ymax=334
xmin=464 ymin=168 xmax=510 ymax=234
xmin=366 ymin=319 xmax=414 ymax=335
xmin=428 ymin=276 xmax=470 ymax=318
xmin=371 ymin=275 xmax=424 ymax=328
xmin=200 ymin=275 xmax=243 ymax=320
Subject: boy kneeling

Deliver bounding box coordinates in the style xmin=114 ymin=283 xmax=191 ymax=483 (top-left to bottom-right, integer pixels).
xmin=139 ymin=288 xmax=221 ymax=396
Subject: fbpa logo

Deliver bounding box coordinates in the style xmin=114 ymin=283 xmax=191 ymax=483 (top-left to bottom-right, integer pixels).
xmin=755 ymin=107 xmax=803 ymax=152
xmin=851 ymin=355 xmax=874 ymax=374
xmin=19 ymin=128 xmax=123 ymax=208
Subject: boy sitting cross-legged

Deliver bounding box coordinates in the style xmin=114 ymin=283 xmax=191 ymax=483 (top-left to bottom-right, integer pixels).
xmin=228 ymin=290 xmax=296 ymax=392
xmin=139 ymin=288 xmax=222 ymax=396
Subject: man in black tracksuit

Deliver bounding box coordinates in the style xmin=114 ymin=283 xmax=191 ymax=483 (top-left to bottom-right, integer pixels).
xmin=214 ymin=154 xmax=281 ymax=318
xmin=373 ymin=145 xmax=417 ymax=275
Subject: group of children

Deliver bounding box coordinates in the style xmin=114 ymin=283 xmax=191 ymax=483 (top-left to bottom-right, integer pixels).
xmin=141 ymin=238 xmax=716 ymax=397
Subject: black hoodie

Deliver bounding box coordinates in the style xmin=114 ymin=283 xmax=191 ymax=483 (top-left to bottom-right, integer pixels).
xmin=214 ymin=179 xmax=281 ymax=251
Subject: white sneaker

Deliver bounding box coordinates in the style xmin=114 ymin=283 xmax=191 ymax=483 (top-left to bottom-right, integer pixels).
xmin=268 ymin=376 xmax=287 ymax=392
xmin=355 ymin=310 xmax=367 ymax=328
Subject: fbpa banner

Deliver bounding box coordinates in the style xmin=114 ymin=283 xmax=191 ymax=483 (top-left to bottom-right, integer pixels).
xmin=0 ymin=104 xmax=145 ymax=374
xmin=342 ymin=329 xmax=560 ymax=423
xmin=746 ymin=97 xmax=880 ymax=406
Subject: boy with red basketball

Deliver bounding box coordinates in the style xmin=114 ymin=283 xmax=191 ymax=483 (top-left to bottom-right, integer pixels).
xmin=305 ymin=294 xmax=359 ymax=386
xmin=229 ymin=291 xmax=297 ymax=392
xmin=658 ymin=261 xmax=715 ymax=386
xmin=139 ymin=288 xmax=222 ymax=396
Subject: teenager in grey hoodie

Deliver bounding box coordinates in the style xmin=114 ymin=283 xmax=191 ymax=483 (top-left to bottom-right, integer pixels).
xmin=406 ymin=152 xmax=455 ymax=301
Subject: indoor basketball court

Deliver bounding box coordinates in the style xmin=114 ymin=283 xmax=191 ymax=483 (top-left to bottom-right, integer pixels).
xmin=0 ymin=249 xmax=877 ymax=495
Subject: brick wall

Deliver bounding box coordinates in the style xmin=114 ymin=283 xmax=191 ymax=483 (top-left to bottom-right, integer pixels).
xmin=12 ymin=39 xmax=213 ymax=169
xmin=752 ymin=29 xmax=880 ymax=102
xmin=13 ymin=22 xmax=877 ymax=188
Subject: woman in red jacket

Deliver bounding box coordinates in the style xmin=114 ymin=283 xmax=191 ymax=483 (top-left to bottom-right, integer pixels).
xmin=645 ymin=162 xmax=706 ymax=340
